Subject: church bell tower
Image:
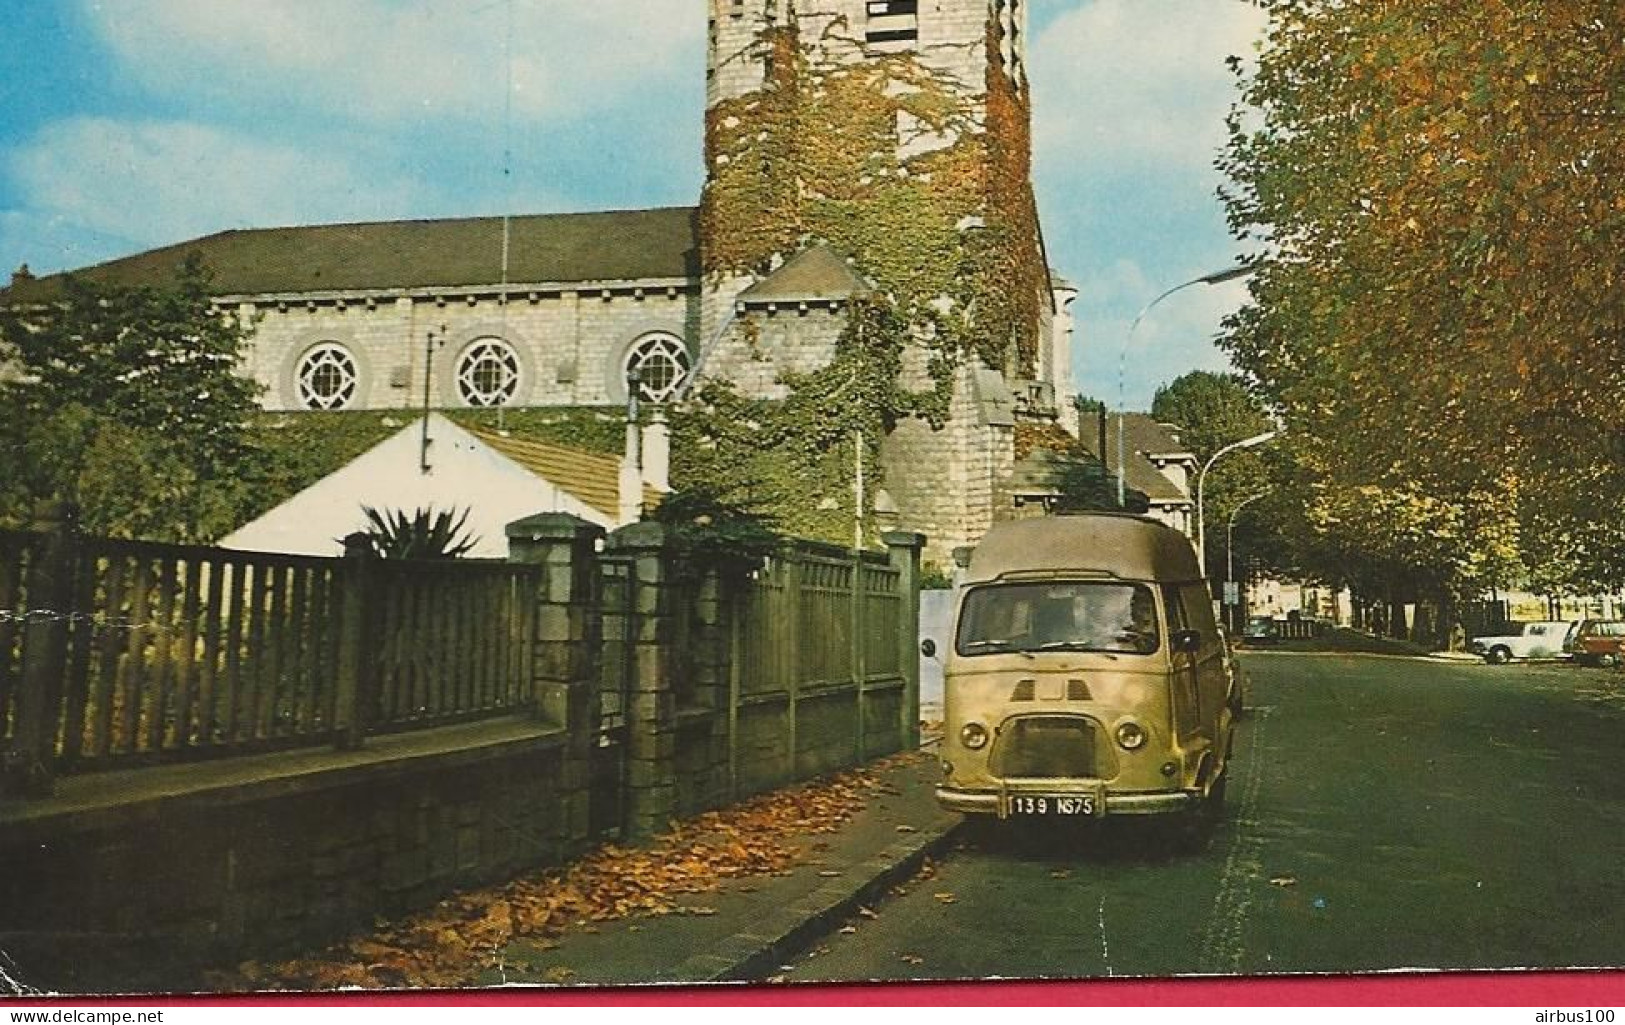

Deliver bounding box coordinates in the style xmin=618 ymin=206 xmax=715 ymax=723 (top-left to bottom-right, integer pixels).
xmin=698 ymin=0 xmax=1052 ymax=559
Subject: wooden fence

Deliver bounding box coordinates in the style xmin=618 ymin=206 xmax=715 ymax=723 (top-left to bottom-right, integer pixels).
xmin=2 ymin=509 xmax=923 ymax=844
xmin=736 ymin=547 xmax=903 ymax=697
xmin=369 ymin=559 xmax=536 ymax=732
xmin=0 ymin=519 xmax=539 ymax=786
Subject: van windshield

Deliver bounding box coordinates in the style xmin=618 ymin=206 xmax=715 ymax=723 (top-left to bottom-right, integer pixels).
xmin=956 ymin=581 xmax=1160 ymax=656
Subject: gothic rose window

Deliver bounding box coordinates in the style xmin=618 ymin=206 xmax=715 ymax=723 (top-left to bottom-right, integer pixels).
xmin=456 ymin=337 xmax=521 ymax=407
xmin=624 ymin=333 xmax=691 ymax=403
xmin=295 ymin=342 xmax=359 ymax=410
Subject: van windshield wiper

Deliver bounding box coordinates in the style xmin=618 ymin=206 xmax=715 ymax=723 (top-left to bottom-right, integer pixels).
xmin=961 ymin=639 xmax=1034 ymax=660
xmin=1035 ymin=640 xmax=1116 ymax=659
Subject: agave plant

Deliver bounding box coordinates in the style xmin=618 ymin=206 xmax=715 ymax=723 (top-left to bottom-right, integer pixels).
xmin=358 ymin=505 xmax=480 ymax=560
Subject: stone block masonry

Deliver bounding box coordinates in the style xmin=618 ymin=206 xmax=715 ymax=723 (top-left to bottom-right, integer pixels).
xmin=241 ymin=286 xmax=701 ymax=412
xmin=882 ymin=365 xmax=1012 ymax=567
xmin=0 ymin=723 xmax=577 ymax=993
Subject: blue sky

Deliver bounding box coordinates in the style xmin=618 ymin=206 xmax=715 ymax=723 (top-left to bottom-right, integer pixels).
xmin=0 ymin=0 xmax=1266 ymax=410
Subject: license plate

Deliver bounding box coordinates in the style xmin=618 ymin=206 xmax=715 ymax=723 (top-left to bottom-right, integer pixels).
xmin=1007 ymin=793 xmax=1097 ymax=817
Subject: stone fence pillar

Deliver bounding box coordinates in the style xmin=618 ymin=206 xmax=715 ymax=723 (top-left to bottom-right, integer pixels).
xmin=507 ymin=513 xmax=604 ymax=848
xmin=602 ymin=522 xmax=680 ymax=842
xmin=2 ymin=501 xmax=78 ymax=797
xmin=883 ymin=531 xmax=927 ymax=753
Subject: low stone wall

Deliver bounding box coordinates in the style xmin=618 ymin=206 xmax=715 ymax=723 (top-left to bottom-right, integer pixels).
xmin=0 ymin=721 xmax=579 ymax=993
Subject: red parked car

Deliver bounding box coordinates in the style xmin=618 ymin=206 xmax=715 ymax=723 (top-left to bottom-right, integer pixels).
xmin=1567 ymin=619 xmax=1625 ymax=667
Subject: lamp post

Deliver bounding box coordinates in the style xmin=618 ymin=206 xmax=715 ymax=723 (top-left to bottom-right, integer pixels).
xmin=1197 ymin=430 xmax=1277 ymax=572
xmin=1117 ymin=263 xmax=1256 ymax=507
xmin=1226 ymin=490 xmax=1268 ymax=630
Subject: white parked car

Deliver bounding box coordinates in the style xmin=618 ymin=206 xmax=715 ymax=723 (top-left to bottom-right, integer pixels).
xmin=1468 ymin=621 xmax=1577 ymax=664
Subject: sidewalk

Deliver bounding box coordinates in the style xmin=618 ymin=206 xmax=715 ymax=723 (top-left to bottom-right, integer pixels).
xmin=477 ymin=742 xmax=960 ymax=988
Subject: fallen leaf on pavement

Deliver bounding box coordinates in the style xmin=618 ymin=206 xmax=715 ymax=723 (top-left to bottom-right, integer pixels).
xmin=839 ymin=925 xmax=858 ymax=935
xmin=901 ymin=955 xmax=925 ymax=965
xmin=543 ymin=967 xmax=576 ymax=984
xmin=933 ymin=892 xmax=958 ymax=904
xmin=200 ymin=754 xmax=920 ymax=992
xmin=818 ymin=870 xmax=842 ymax=877
xmin=896 ymin=824 xmax=918 ymax=833
xmin=1269 ymin=876 xmax=1298 ymax=887
xmin=1050 ymin=870 xmax=1072 ymax=880
xmin=858 ymin=906 xmax=879 ymax=919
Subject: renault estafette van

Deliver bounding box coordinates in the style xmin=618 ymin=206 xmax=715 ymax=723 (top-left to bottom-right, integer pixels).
xmin=934 ymin=514 xmax=1237 ymax=825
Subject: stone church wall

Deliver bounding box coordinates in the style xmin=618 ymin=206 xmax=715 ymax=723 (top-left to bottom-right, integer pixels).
xmin=700 ymin=305 xmax=846 ymax=400
xmin=881 ymin=365 xmax=1013 ymax=567
xmin=241 ymin=286 xmax=701 ymax=413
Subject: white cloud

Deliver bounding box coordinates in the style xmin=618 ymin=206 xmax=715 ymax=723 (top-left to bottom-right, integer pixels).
xmin=0 ymin=208 xmax=120 ymax=280
xmin=2 ymin=117 xmax=428 ymax=272
xmin=1031 ymin=0 xmax=1267 ymax=172
xmin=81 ymin=0 xmax=702 ymax=129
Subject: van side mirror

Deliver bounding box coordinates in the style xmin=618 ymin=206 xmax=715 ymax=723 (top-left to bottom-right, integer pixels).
xmin=1172 ymin=629 xmax=1201 ymax=654
xmin=920 ymin=638 xmax=937 ymax=658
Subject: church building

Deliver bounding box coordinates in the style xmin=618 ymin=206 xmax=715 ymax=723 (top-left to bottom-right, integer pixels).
xmin=4 ymin=1 xmax=1091 ymax=565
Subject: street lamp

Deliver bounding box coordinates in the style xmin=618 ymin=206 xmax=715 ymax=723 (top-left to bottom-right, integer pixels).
xmin=1117 ymin=263 xmax=1256 ymax=506
xmin=1226 ymin=490 xmax=1269 ymax=629
xmin=1196 ymin=430 xmax=1277 ymax=571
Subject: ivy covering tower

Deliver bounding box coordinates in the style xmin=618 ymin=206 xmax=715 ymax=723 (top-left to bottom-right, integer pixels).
xmin=687 ymin=0 xmax=1074 ymax=556
xmin=700 ymin=0 xmax=1048 ymax=378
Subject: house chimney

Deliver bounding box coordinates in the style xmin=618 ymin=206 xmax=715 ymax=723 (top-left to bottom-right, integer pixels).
xmin=619 ymin=370 xmax=644 ymax=525
xmin=641 ymin=408 xmax=670 ymax=492
xmin=1097 ymin=406 xmax=1109 ymax=475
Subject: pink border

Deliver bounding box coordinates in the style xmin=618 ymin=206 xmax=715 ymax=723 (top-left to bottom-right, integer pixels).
xmin=9 ymin=971 xmax=1624 ymax=1007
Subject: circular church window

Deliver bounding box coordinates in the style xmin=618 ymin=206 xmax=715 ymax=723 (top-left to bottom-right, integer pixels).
xmin=456 ymin=337 xmax=521 ymax=407
xmin=624 ymin=333 xmax=691 ymax=403
xmin=295 ymin=342 xmax=359 ymax=410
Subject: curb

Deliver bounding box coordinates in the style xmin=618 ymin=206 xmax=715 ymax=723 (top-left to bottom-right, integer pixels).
xmin=674 ymin=813 xmax=964 ymax=983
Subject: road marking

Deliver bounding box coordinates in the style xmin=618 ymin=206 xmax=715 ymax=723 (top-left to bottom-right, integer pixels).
xmin=1097 ymin=896 xmax=1113 ymax=977
xmin=1198 ymin=705 xmax=1271 ymax=975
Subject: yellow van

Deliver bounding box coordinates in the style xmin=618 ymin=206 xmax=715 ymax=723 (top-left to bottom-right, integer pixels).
xmin=929 ymin=514 xmax=1238 ymax=828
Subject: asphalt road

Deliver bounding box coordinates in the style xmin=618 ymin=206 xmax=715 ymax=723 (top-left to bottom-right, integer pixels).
xmin=778 ymin=652 xmax=1625 ymax=983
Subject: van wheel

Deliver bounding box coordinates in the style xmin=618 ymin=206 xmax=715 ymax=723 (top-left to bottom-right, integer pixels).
xmin=1598 ymin=653 xmax=1619 ymax=669
xmin=1172 ymin=773 xmax=1227 ymax=853
xmin=1485 ymin=646 xmax=1512 ymax=665
xmin=1228 ymin=680 xmax=1247 ymax=721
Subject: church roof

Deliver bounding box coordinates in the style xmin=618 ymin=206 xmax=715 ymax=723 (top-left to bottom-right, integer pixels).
xmin=3 ymin=206 xmax=700 ymax=302
xmin=735 ymin=245 xmax=872 ymax=305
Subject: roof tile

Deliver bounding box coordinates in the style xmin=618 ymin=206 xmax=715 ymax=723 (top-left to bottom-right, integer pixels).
xmin=466 ymin=427 xmax=660 ymax=519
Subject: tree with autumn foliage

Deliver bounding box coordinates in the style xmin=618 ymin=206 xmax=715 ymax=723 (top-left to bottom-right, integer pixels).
xmin=1150 ymin=371 xmax=1283 ymax=580
xmin=1219 ymin=0 xmax=1625 ymax=599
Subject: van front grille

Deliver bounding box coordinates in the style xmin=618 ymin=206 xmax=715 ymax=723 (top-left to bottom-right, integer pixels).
xmin=988 ymin=716 xmax=1102 ymax=779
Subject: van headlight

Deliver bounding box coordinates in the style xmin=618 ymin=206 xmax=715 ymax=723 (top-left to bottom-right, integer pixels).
xmin=1114 ymin=721 xmax=1147 ymax=751
xmin=959 ymin=722 xmax=989 ymax=750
